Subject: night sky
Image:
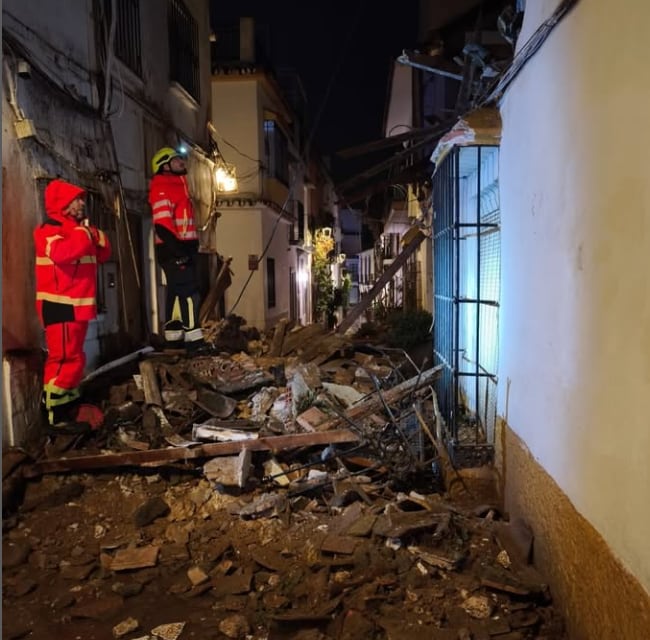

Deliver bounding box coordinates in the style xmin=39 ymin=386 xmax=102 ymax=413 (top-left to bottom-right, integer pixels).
xmin=210 ymin=0 xmax=420 ymax=182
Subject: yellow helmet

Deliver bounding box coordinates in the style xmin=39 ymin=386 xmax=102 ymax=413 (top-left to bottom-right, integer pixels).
xmin=151 ymin=146 xmax=185 ymax=175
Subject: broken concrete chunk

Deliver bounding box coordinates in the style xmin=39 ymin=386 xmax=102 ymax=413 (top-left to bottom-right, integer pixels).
xmin=133 ymin=497 xmax=170 ymax=527
xmin=296 ymin=405 xmax=330 ymax=432
xmin=218 ymin=613 xmax=250 ymax=639
xmin=234 ymin=492 xmax=287 ymax=519
xmin=461 ymin=594 xmax=493 ymax=619
xmin=151 ymin=622 xmax=185 ymax=640
xmin=113 ymin=617 xmax=139 ymax=638
xmin=497 ymin=549 xmax=512 ymax=569
xmin=288 ymin=362 xmax=321 ymax=388
xmin=187 ymin=566 xmax=209 ymax=586
xmin=249 ymin=387 xmax=280 ymax=421
xmin=494 ymin=518 xmax=534 ymax=566
xmin=262 ymin=457 xmax=291 ymax=486
xmin=203 ymin=449 xmax=251 ymax=488
xmin=110 ymin=545 xmax=160 ymax=571
xmin=323 ymin=382 xmax=363 ymax=407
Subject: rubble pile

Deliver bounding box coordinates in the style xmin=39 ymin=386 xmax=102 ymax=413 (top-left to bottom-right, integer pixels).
xmin=2 ymin=320 xmax=568 ymax=639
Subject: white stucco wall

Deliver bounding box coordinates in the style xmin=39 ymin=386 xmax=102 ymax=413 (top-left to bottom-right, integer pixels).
xmin=498 ymin=0 xmax=650 ymax=590
xmin=384 ymin=63 xmax=413 ymax=137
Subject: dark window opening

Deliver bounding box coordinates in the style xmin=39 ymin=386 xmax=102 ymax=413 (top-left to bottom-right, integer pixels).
xmin=168 ymin=0 xmax=200 ymax=101
xmin=263 ymin=120 xmax=289 ymax=185
xmin=266 ymin=258 xmax=276 ymax=308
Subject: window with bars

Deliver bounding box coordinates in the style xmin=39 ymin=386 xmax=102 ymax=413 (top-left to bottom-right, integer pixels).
xmin=104 ymin=0 xmax=142 ymax=76
xmin=433 ymin=145 xmax=500 ymax=465
xmin=168 ymin=0 xmax=200 ymax=101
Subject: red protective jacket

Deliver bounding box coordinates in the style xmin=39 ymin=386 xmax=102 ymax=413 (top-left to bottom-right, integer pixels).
xmin=34 ymin=180 xmax=112 ymax=326
xmin=148 ymin=173 xmax=198 ymax=261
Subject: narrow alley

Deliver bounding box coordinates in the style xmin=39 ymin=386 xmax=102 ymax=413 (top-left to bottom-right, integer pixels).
xmin=3 ymin=0 xmax=650 ymax=639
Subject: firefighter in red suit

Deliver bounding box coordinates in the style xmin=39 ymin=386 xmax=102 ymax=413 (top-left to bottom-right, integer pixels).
xmin=34 ymin=179 xmax=111 ymax=431
xmin=148 ymin=147 xmax=205 ymax=350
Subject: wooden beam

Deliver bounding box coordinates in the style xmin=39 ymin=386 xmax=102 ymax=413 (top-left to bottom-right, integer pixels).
xmin=199 ymin=256 xmax=233 ymax=325
xmin=336 ymin=229 xmax=427 ymax=334
xmin=268 ymin=318 xmax=290 ymax=357
xmin=336 ymin=125 xmax=447 ymax=159
xmin=336 ymin=125 xmax=450 ymax=193
xmin=26 ymin=430 xmax=361 ymax=476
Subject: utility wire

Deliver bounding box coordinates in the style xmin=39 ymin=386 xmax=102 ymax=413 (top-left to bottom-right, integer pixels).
xmin=227 ymin=0 xmax=366 ymax=316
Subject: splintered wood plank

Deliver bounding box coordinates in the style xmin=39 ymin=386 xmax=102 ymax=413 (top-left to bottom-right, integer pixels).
xmin=269 ymin=318 xmax=290 ymax=357
xmin=281 ymin=324 xmax=325 ymax=356
xmin=336 ymin=229 xmax=426 ymax=334
xmin=28 ymin=429 xmax=360 ymax=475
xmin=139 ymin=360 xmax=163 ymax=406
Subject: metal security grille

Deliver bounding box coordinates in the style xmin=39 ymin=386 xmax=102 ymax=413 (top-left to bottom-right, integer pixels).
xmin=113 ymin=0 xmax=142 ymax=76
xmin=168 ymin=0 xmax=200 ymax=101
xmin=432 ymin=145 xmax=500 ymax=466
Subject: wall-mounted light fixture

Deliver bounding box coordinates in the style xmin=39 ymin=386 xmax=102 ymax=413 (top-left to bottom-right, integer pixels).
xmin=207 ymin=121 xmax=238 ymax=194
xmin=215 ymin=158 xmax=238 ymax=193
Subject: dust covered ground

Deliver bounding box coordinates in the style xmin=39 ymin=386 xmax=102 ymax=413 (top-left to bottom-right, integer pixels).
xmin=3 ymin=321 xmax=567 ymax=639
xmin=3 ymin=458 xmax=567 ymax=640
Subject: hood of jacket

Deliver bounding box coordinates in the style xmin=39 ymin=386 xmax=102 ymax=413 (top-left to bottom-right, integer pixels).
xmin=44 ymin=179 xmax=86 ymax=223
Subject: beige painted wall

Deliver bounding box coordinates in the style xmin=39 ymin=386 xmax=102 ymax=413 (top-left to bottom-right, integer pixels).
xmin=498 ymin=0 xmax=650 ymax=598
xmin=216 ymin=208 xmax=264 ymax=329
xmin=211 ymin=79 xmax=262 ymax=197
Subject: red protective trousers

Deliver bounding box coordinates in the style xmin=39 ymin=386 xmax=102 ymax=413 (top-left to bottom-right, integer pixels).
xmin=43 ymin=321 xmax=89 ymax=409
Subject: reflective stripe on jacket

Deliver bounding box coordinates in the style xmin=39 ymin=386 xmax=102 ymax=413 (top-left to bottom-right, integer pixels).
xmin=148 ymin=174 xmax=198 ymax=244
xmin=34 ymin=180 xmax=111 ymax=326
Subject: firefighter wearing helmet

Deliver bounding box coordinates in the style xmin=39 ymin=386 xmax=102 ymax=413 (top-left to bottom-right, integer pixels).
xmin=148 ymin=146 xmax=205 ymax=350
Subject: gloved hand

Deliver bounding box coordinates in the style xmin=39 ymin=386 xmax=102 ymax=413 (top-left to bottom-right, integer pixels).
xmin=88 ymin=226 xmax=107 ymax=248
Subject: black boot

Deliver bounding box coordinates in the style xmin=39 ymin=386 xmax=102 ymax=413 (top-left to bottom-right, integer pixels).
xmin=44 ymin=401 xmax=92 ymax=436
